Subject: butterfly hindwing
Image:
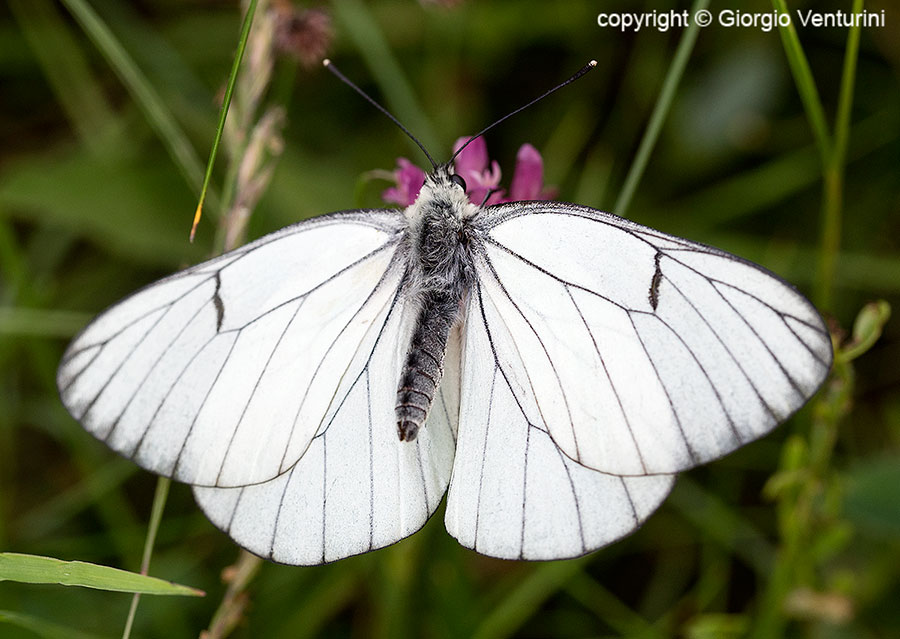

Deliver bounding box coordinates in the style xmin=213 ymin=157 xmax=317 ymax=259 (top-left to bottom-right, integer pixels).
xmin=445 ymin=282 xmax=675 ymax=560
xmin=193 ymin=305 xmax=460 ymax=564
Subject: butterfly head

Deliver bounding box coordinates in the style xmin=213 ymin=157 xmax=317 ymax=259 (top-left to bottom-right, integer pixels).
xmin=405 ymin=164 xmax=479 ymax=227
xmin=425 ymin=163 xmax=467 ymax=193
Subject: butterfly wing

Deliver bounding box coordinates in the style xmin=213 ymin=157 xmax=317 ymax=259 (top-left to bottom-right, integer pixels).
xmin=468 ymin=202 xmax=832 ymax=477
xmin=57 ymin=210 xmax=414 ymax=488
xmin=193 ymin=320 xmax=460 ymax=564
xmin=445 ymin=285 xmax=674 ymax=560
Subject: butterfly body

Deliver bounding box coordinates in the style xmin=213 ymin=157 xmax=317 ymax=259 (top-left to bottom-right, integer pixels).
xmin=396 ymin=165 xmax=478 ymax=440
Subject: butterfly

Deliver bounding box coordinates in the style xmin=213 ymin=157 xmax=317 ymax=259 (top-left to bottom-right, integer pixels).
xmin=56 ymin=61 xmax=832 ymax=564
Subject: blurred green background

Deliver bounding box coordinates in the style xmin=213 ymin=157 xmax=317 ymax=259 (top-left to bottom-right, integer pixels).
xmin=1 ymin=0 xmax=898 ymax=637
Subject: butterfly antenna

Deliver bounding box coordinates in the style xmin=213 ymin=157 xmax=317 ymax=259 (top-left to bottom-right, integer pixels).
xmin=450 ymin=60 xmax=598 ymax=163
xmin=323 ymin=59 xmax=438 ymax=170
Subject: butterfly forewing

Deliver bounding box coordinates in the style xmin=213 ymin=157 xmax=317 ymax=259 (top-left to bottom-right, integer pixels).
xmin=473 ymin=201 xmax=832 ymax=477
xmin=57 ymin=211 xmax=409 ymax=487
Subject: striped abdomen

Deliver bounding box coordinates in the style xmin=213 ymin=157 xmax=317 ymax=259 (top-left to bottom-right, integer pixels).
xmin=396 ymin=291 xmax=457 ymax=441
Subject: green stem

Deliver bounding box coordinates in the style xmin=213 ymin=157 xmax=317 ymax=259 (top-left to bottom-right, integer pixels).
xmin=191 ymin=0 xmax=260 ymax=243
xmin=816 ymin=0 xmax=864 ymax=310
xmin=121 ymin=477 xmax=170 ymax=639
xmin=752 ymin=4 xmax=864 ymax=637
xmin=203 ymin=551 xmax=263 ymax=639
xmin=613 ymin=0 xmax=708 ymax=217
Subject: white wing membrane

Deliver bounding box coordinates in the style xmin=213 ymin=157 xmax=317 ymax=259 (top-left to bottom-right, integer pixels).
xmin=194 ymin=307 xmax=460 ymax=564
xmin=57 ymin=211 xmax=408 ymax=487
xmin=476 ymin=202 xmax=832 ymax=476
xmin=445 ymin=286 xmax=674 ymax=560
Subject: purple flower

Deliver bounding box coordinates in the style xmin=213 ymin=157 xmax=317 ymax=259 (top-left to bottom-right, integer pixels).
xmin=382 ymin=158 xmax=426 ymax=206
xmin=452 ymin=136 xmax=504 ymax=205
xmin=381 ymin=137 xmax=553 ymax=206
xmin=506 ymin=143 xmax=554 ymax=202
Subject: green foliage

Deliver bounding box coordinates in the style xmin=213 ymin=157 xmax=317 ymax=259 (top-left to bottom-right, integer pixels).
xmin=0 ymin=553 xmax=202 ymax=596
xmin=0 ymin=610 xmax=106 ymax=639
xmin=1 ymin=0 xmax=898 ymax=637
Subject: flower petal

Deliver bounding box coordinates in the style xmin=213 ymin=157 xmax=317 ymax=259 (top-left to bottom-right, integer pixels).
xmin=382 ymin=157 xmax=425 ymax=206
xmin=509 ymin=143 xmax=545 ymax=201
xmin=453 ymin=136 xmax=488 ymax=178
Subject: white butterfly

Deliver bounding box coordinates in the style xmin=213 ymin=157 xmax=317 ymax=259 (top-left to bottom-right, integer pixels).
xmin=57 ymin=66 xmax=832 ymax=565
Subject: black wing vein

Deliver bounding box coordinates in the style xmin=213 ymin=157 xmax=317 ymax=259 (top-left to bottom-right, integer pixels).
xmin=660 ymin=272 xmax=779 ymax=424
xmin=102 ymin=289 xmax=217 ymax=441
xmin=478 ymin=253 xmax=582 ymax=460
xmin=565 ymin=285 xmax=648 ymax=473
xmin=171 ymin=334 xmax=241 ymax=479
xmin=625 ymin=313 xmax=699 ymax=465
xmin=214 ymin=296 xmax=310 ymax=485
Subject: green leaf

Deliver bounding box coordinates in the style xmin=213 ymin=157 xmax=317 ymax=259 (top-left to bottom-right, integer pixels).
xmin=0 ymin=553 xmax=204 ymax=596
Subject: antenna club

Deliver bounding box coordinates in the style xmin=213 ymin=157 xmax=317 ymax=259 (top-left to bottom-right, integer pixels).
xmin=589 ymin=60 xmax=598 ymax=67
xmin=323 ymin=58 xmax=331 ymax=67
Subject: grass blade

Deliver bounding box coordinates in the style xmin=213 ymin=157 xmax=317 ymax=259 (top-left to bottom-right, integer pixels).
xmin=473 ymin=558 xmax=589 ymax=639
xmin=8 ymin=0 xmax=120 ymax=154
xmin=0 ymin=307 xmax=92 ymax=338
xmin=771 ymin=0 xmax=832 ymax=161
xmin=0 ymin=552 xmax=204 ymax=596
xmin=191 ymin=0 xmax=260 ymax=241
xmin=59 ymin=0 xmax=208 ymax=196
xmin=613 ymin=0 xmax=709 ymax=217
